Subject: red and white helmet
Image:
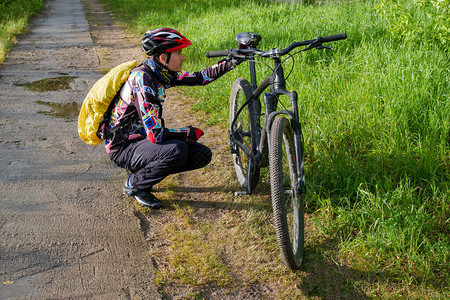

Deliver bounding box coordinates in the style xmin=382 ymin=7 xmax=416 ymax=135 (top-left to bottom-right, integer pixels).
xmin=141 ymin=28 xmax=192 ymax=56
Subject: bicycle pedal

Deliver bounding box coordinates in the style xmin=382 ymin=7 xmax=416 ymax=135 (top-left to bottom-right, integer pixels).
xmin=229 ymin=141 xmax=238 ymax=154
xmin=235 ymin=190 xmax=249 ymax=196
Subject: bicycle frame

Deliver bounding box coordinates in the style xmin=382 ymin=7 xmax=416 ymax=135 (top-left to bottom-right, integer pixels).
xmin=233 ymin=57 xmax=306 ymax=194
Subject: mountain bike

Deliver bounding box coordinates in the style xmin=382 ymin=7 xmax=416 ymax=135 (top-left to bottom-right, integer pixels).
xmin=206 ymin=32 xmax=347 ymax=269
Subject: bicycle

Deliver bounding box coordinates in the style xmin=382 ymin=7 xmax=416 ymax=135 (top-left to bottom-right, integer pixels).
xmin=206 ymin=32 xmax=347 ymax=269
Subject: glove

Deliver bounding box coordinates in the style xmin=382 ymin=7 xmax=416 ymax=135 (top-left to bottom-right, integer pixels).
xmin=227 ymin=54 xmax=245 ymax=67
xmin=218 ymin=55 xmax=244 ymax=67
xmin=186 ymin=125 xmax=204 ymax=142
xmin=231 ymin=57 xmax=245 ymax=67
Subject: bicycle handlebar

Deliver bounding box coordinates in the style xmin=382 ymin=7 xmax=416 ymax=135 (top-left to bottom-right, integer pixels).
xmin=319 ymin=33 xmax=347 ymax=43
xmin=206 ymin=50 xmax=229 ymax=58
xmin=206 ymin=33 xmax=347 ymax=58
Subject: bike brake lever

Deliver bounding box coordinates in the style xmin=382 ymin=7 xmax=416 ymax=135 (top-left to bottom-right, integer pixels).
xmin=302 ymin=40 xmax=322 ymax=52
xmin=316 ymin=43 xmax=333 ymax=51
xmin=304 ymin=41 xmax=334 ymax=51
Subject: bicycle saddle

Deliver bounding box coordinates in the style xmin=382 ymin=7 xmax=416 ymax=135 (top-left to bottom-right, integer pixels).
xmin=235 ymin=32 xmax=261 ymax=48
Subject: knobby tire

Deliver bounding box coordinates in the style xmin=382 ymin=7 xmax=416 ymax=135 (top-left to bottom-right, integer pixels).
xmin=269 ymin=117 xmax=304 ymax=270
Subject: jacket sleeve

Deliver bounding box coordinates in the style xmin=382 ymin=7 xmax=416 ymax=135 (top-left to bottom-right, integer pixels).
xmin=130 ymin=70 xmax=187 ymax=143
xmin=170 ymin=60 xmax=235 ymax=86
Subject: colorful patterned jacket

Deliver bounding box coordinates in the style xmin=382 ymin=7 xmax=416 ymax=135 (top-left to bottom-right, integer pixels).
xmin=105 ymin=58 xmax=235 ymax=153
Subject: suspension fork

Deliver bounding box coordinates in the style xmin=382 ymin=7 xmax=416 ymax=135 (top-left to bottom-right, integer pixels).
xmin=272 ymin=58 xmax=303 ymax=182
xmin=288 ymin=91 xmax=306 ymax=194
xmin=264 ymin=88 xmax=305 ymax=194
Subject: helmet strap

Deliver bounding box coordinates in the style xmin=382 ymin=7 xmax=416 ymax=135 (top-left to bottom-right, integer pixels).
xmin=155 ymin=52 xmax=171 ymax=68
xmin=165 ymin=52 xmax=172 ymax=66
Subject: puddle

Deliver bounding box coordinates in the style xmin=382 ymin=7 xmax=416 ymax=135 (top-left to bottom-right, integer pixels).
xmin=35 ymin=100 xmax=80 ymax=120
xmin=48 ymin=72 xmax=70 ymax=76
xmin=18 ymin=76 xmax=77 ymax=92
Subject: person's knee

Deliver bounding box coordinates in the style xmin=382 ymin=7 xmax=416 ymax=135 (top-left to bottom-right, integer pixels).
xmin=165 ymin=140 xmax=189 ymax=167
xmin=194 ymin=146 xmax=212 ymax=168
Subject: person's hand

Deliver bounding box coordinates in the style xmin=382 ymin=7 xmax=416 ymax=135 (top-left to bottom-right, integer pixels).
xmin=228 ymin=55 xmax=245 ymax=66
xmin=186 ymin=125 xmax=204 ymax=142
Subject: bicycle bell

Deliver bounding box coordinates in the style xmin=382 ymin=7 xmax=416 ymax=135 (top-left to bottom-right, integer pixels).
xmin=235 ymin=32 xmax=261 ymax=49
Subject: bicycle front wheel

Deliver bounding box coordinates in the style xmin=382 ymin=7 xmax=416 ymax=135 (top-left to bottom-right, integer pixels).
xmin=269 ymin=116 xmax=304 ymax=269
xmin=229 ymin=77 xmax=260 ymax=194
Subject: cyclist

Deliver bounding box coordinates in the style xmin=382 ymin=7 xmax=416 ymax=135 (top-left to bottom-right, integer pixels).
xmin=105 ymin=28 xmax=240 ymax=208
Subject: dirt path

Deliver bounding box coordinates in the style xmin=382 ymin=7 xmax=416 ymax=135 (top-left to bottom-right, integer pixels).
xmin=0 ymin=0 xmax=159 ymax=298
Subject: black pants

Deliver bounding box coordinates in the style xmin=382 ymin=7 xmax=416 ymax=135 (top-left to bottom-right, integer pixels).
xmin=109 ymin=139 xmax=212 ymax=191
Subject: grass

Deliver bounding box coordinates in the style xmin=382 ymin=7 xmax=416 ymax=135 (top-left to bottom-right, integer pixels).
xmin=97 ymin=0 xmax=449 ymax=297
xmin=0 ymin=0 xmax=45 ymax=63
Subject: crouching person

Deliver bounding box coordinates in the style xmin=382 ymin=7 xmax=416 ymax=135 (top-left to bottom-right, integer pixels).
xmin=105 ymin=28 xmax=239 ymax=208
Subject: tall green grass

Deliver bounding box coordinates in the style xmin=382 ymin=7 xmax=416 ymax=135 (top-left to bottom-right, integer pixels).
xmin=0 ymin=0 xmax=45 ymax=63
xmin=101 ymin=0 xmax=449 ymax=293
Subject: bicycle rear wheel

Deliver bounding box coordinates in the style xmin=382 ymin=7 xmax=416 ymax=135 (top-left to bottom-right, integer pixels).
xmin=229 ymin=77 xmax=260 ymax=194
xmin=269 ymin=116 xmax=304 ymax=269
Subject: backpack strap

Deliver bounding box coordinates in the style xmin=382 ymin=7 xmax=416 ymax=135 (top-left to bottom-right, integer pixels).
xmin=96 ymin=63 xmax=145 ymax=141
xmin=96 ymin=92 xmax=121 ymax=140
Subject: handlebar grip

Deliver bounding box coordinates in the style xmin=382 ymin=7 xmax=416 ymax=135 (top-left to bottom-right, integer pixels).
xmin=320 ymin=33 xmax=347 ymax=43
xmin=205 ymin=50 xmax=229 ymax=58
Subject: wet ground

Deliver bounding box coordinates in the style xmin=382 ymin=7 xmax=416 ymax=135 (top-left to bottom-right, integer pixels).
xmin=0 ymin=0 xmax=159 ymax=298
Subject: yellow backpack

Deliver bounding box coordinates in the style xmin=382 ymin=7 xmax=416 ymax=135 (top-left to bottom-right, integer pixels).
xmin=78 ymin=60 xmax=137 ymax=145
